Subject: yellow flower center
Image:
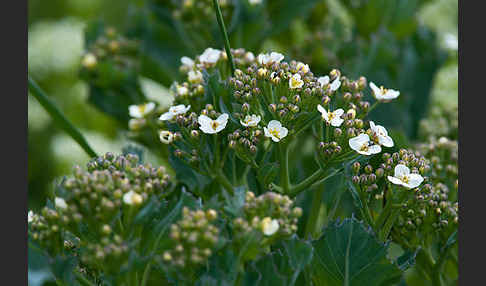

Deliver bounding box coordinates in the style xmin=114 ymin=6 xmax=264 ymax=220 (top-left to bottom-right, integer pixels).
xmin=400 ymin=175 xmax=410 ymax=184
xmin=211 ymin=121 xmax=219 ymax=130
xmin=359 ymin=144 xmax=369 ymax=152
xmin=328 ymin=111 xmax=335 ymax=120
xmin=139 ymin=105 xmax=147 ymax=114
xmin=290 ymin=77 xmax=302 ymax=87
xmin=270 ymin=128 xmax=281 ymax=139
xmin=380 ymin=86 xmax=388 ymax=94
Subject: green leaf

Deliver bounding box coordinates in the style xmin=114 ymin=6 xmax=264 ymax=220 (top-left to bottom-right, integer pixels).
xmin=223 ymin=186 xmax=246 ymax=218
xmin=309 ymin=218 xmax=403 ymax=286
xmin=396 ymin=248 xmax=420 ymax=271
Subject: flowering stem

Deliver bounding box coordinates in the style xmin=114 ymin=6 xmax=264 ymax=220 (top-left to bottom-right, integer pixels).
xmin=28 ymin=75 xmax=98 ymax=158
xmin=212 ymin=0 xmax=235 ymax=75
xmin=279 ymin=142 xmax=291 ymax=193
xmin=216 ymin=170 xmax=234 ymax=196
xmin=289 ymin=167 xmax=332 ymax=197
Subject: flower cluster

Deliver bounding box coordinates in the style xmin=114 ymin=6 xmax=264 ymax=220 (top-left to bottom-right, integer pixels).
xmin=232 ymin=191 xmax=302 ymax=240
xmin=29 ymin=152 xmax=172 ymax=273
xmin=166 ymin=0 xmax=234 ymax=26
xmin=162 ymin=207 xmax=219 ymax=269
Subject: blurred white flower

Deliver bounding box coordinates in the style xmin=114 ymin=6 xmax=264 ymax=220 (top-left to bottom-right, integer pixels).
xmin=176 ymin=85 xmax=189 ymax=96
xmin=129 ymin=102 xmax=155 ymax=118
xmin=123 ymin=191 xmax=143 ymax=205
xmin=317 ymin=105 xmax=344 ymax=127
xmin=81 ymin=53 xmax=97 ymax=69
xmin=249 ymin=0 xmax=262 ymax=5
xmin=370 ymin=82 xmax=400 ymax=101
xmin=245 ymin=51 xmax=255 ymax=62
xmin=181 ymin=56 xmax=195 ymax=69
xmin=289 ymin=73 xmax=304 ymax=89
xmin=387 ymin=164 xmax=424 ymax=189
xmin=349 ymin=133 xmax=381 ymax=155
xmin=199 ymin=48 xmax=221 ymax=65
xmin=444 ymin=33 xmax=458 ymax=51
xmin=330 ymin=77 xmax=341 ymax=91
xmin=55 ymin=197 xmax=68 ymax=210
xmin=261 ymin=217 xmax=279 ymax=236
xmin=188 ymin=70 xmax=203 ymax=84
xmin=264 ymin=120 xmax=288 ymax=142
xmin=28 ymin=210 xmax=34 ymax=223
xmin=240 ymin=114 xmax=261 ymax=127
xmin=257 ymin=52 xmax=284 ymax=65
xmin=318 ymin=76 xmax=330 ymax=87
xmin=296 ymin=62 xmax=310 ymax=74
xmin=159 ymin=104 xmax=191 ymax=121
xmin=198 ymin=113 xmax=229 ymax=134
xmin=128 ymin=118 xmax=146 ymax=131
xmin=159 ymin=130 xmax=174 ymax=144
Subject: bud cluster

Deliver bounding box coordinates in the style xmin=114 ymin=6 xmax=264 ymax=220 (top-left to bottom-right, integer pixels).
xmin=416 ymin=136 xmax=458 ymax=185
xmin=162 ymin=207 xmax=219 ymax=268
xmin=232 ymin=191 xmax=302 ymax=239
xmin=167 ymin=0 xmax=234 ymax=26
xmin=80 ymin=27 xmax=139 ymax=71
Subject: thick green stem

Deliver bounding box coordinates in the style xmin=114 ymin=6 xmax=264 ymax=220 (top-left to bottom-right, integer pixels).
xmin=279 ymin=143 xmax=291 ymax=193
xmin=212 ymin=0 xmax=235 ymax=75
xmin=28 ymin=76 xmax=97 ymax=158
xmin=216 ymin=171 xmax=234 ymax=196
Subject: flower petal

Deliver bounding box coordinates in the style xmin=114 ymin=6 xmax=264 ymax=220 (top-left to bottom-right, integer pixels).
xmin=387 ymin=176 xmax=404 ymax=186
xmin=407 ymin=174 xmax=424 ymax=188
xmin=378 ymin=135 xmax=394 ymax=147
xmin=394 ymin=164 xmax=410 ymax=177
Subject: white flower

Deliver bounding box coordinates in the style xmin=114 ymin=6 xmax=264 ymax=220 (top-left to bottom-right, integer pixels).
xmin=318 ymin=76 xmax=330 ymax=87
xmin=181 ymin=56 xmax=195 ymax=69
xmin=257 ymin=52 xmax=284 ymax=65
xmin=199 ymin=48 xmax=221 ymax=65
xmin=123 ymin=191 xmax=143 ymax=205
xmin=176 ymin=85 xmax=189 ymax=96
xmin=198 ymin=113 xmax=229 ymax=134
xmin=245 ymin=51 xmax=255 ymax=62
xmin=240 ymin=114 xmax=261 ymax=127
xmin=348 ymin=133 xmax=382 ymax=155
xmin=261 ymin=217 xmax=279 ymax=236
xmin=159 ymin=130 xmax=174 ymax=144
xmin=369 ymin=121 xmax=394 ymax=147
xmin=370 ymin=82 xmax=400 ymax=101
xmin=81 ymin=53 xmax=97 ymax=69
xmin=330 ymin=77 xmax=341 ymax=91
xmin=188 ymin=70 xmax=203 ymax=84
xmin=264 ymin=120 xmax=288 ymax=142
xmin=317 ymin=105 xmax=344 ymax=127
xmin=159 ymin=104 xmax=191 ymax=121
xmin=28 ymin=210 xmax=34 ymax=223
xmin=289 ymin=73 xmax=304 ymax=89
xmin=444 ymin=33 xmax=458 ymax=51
xmin=129 ymin=102 xmax=156 ymax=118
xmin=128 ymin=118 xmax=146 ymax=131
xmin=296 ymin=62 xmax=310 ymax=74
xmin=387 ymin=164 xmax=424 ymax=189
xmin=55 ymin=197 xmax=68 ymax=210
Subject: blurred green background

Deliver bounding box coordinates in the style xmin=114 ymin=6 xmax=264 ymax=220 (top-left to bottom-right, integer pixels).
xmin=28 ymin=0 xmax=457 ymax=216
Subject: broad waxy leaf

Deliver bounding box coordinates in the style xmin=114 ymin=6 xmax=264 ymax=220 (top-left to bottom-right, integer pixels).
xmin=309 ymin=218 xmax=403 ymax=286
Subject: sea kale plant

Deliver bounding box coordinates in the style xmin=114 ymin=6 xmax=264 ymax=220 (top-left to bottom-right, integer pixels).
xmin=28 ymin=2 xmax=457 ymax=286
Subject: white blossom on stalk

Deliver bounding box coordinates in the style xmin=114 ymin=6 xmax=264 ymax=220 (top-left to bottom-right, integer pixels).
xmin=123 ymin=191 xmax=143 ymax=205
xmin=264 ymin=120 xmax=288 ymax=142
xmin=159 ymin=104 xmax=191 ymax=121
xmin=176 ymin=85 xmax=189 ymax=96
xmin=181 ymin=56 xmax=195 ymax=69
xmin=318 ymin=76 xmax=330 ymax=87
xmin=55 ymin=197 xmax=68 ymax=210
xmin=348 ymin=133 xmax=381 ymax=155
xmin=188 ymin=70 xmax=203 ymax=84
xmin=261 ymin=217 xmax=279 ymax=236
xmin=199 ymin=48 xmax=221 ymax=65
xmin=369 ymin=121 xmax=394 ymax=147
xmin=129 ymin=102 xmax=156 ymax=118
xmin=244 ymin=51 xmax=255 ymax=62
xmin=317 ymin=105 xmax=344 ymax=127
xmin=370 ymin=82 xmax=400 ymax=101
xmin=387 ymin=164 xmax=424 ymax=189
xmin=81 ymin=53 xmax=97 ymax=69
xmin=240 ymin=114 xmax=261 ymax=127
xmin=159 ymin=130 xmax=174 ymax=144
xmin=289 ymin=73 xmax=304 ymax=89
xmin=28 ymin=210 xmax=34 ymax=223
xmin=330 ymin=76 xmax=341 ymax=91
xmin=198 ymin=113 xmax=229 ymax=134
xmin=257 ymin=52 xmax=284 ymax=65
xmin=296 ymin=62 xmax=310 ymax=74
